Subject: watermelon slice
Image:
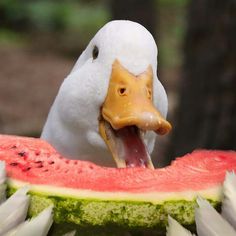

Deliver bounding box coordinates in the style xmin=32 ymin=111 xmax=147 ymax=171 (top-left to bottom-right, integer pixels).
xmin=0 ymin=135 xmax=236 ymax=231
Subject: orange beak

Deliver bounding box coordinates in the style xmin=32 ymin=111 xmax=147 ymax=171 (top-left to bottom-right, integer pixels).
xmin=99 ymin=60 xmax=172 ymax=168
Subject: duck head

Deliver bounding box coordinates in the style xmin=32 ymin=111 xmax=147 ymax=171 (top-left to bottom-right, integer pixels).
xmin=41 ymin=20 xmax=171 ymax=168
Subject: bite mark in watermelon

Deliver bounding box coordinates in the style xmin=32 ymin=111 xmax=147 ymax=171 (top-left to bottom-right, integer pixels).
xmin=0 ymin=135 xmax=236 ymax=229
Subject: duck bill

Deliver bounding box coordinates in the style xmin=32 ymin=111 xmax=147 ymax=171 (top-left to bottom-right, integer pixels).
xmin=99 ymin=60 xmax=172 ymax=169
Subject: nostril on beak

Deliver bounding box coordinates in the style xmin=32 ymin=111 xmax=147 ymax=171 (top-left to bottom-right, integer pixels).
xmin=156 ymin=126 xmax=167 ymax=135
xmin=146 ymin=88 xmax=152 ymax=100
xmin=118 ymin=87 xmax=127 ymax=96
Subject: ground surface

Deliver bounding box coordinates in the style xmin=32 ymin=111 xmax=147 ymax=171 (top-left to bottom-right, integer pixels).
xmin=0 ymin=46 xmax=73 ymax=136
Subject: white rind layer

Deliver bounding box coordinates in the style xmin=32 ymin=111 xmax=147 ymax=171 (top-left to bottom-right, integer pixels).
xmin=7 ymin=178 xmax=223 ymax=204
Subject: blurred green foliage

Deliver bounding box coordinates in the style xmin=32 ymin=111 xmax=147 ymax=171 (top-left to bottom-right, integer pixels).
xmin=157 ymin=0 xmax=187 ymax=69
xmin=0 ymin=0 xmax=110 ymax=49
xmin=0 ymin=29 xmax=27 ymax=46
xmin=0 ymin=0 xmax=186 ymax=66
xmin=158 ymin=0 xmax=188 ymax=7
xmin=0 ymin=0 xmax=109 ymax=31
xmin=26 ymin=1 xmax=110 ymax=33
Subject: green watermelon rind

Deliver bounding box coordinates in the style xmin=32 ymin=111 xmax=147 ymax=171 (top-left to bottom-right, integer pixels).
xmin=7 ymin=179 xmax=221 ymax=229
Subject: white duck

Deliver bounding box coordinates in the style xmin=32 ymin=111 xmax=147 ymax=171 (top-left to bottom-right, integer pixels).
xmin=41 ymin=20 xmax=171 ymax=168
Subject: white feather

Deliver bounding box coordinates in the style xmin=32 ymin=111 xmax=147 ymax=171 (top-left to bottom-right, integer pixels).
xmin=0 ymin=187 xmax=30 ymax=235
xmin=62 ymin=230 xmax=76 ymax=236
xmin=195 ymin=197 xmax=236 ymax=236
xmin=0 ymin=161 xmax=6 ymax=203
xmin=0 ymin=184 xmax=6 ymax=204
xmin=222 ymin=171 xmax=236 ymax=229
xmin=0 ymin=161 xmax=5 ymax=185
xmin=166 ymin=215 xmax=194 ymax=236
xmin=4 ymin=206 xmax=53 ymax=236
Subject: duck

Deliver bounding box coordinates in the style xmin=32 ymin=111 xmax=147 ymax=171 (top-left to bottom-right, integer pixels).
xmin=41 ymin=20 xmax=172 ymax=168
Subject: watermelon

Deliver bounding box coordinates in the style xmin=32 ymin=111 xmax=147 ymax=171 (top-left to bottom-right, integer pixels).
xmin=0 ymin=135 xmax=236 ymax=233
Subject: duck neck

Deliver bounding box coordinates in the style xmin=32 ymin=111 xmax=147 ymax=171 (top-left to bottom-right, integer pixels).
xmin=41 ymin=106 xmax=115 ymax=167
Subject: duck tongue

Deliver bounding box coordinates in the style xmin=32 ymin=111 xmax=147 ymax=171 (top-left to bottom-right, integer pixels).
xmin=115 ymin=126 xmax=153 ymax=168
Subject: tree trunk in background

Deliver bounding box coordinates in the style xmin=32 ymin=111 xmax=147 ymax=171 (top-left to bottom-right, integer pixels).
xmin=168 ymin=0 xmax=236 ymax=161
xmin=110 ymin=0 xmax=156 ymax=36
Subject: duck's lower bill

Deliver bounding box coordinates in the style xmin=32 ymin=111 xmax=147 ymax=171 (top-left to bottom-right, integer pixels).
xmin=99 ymin=119 xmax=154 ymax=168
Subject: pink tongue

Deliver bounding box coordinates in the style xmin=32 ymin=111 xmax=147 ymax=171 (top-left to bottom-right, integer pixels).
xmin=116 ymin=126 xmax=149 ymax=168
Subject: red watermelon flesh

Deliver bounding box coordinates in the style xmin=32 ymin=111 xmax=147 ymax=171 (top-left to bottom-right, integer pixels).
xmin=0 ymin=134 xmax=236 ymax=193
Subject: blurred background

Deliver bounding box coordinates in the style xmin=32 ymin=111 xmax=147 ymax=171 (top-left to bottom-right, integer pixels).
xmin=0 ymin=0 xmax=235 ymax=166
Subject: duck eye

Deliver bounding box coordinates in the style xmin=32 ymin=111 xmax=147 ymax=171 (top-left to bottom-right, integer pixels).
xmin=92 ymin=46 xmax=99 ymax=60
